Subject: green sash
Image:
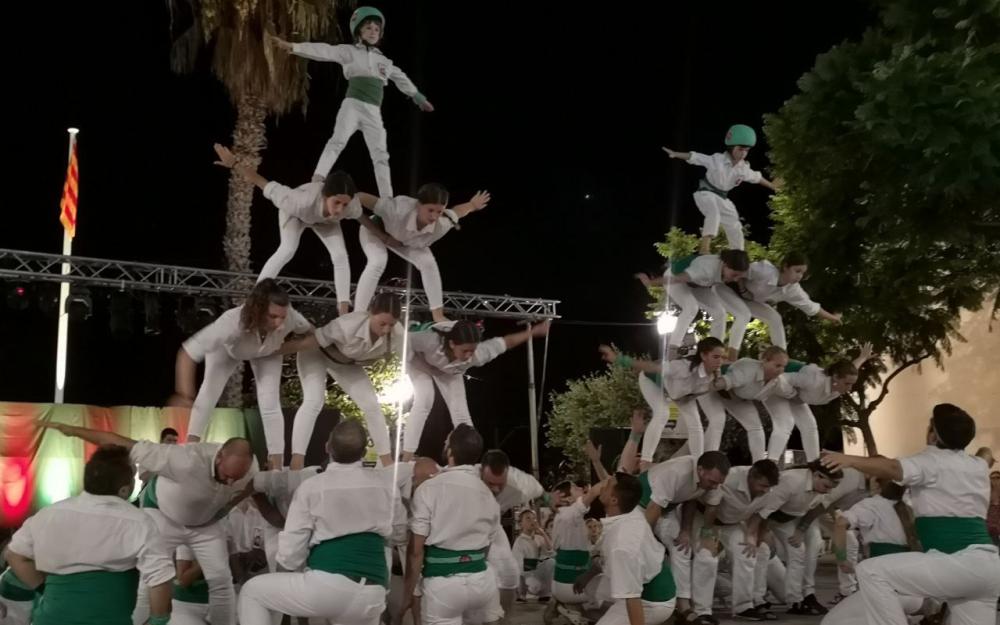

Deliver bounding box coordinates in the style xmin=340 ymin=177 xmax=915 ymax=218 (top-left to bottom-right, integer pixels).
xmin=307 ymin=532 xmax=388 ymax=587
xmin=638 ymin=471 xmax=652 ymax=509
xmin=33 ymin=569 xmax=139 ymax=625
xmin=423 ymin=545 xmax=487 ymax=578
xmin=868 ymin=542 xmax=909 ymax=558
xmin=697 ymin=178 xmax=729 ymax=199
xmin=553 ymin=549 xmax=590 ymax=584
xmin=784 ymin=360 xmax=806 ymax=373
xmin=523 ymin=558 xmax=539 ymax=572
xmin=670 ymin=255 xmax=698 ymax=276
xmin=140 ymin=475 xmax=159 ymax=509
xmin=0 ymin=568 xmax=36 ymax=602
xmin=172 ymin=579 xmax=209 ymax=604
xmin=641 ymin=561 xmax=676 ymax=602
xmin=915 ymin=517 xmax=992 ymax=554
xmin=346 ymin=77 xmax=385 ymax=106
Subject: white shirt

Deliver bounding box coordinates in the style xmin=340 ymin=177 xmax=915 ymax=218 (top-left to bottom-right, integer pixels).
xmin=842 ymin=495 xmax=908 ymax=545
xmin=131 ymin=441 xmax=258 ymax=527
xmin=898 ymin=446 xmax=990 ymax=518
xmin=601 ymin=507 xmax=666 ymax=600
xmin=688 ymin=152 xmax=763 ymax=192
xmin=490 ymin=465 xmax=545 ymax=513
xmin=716 ymin=466 xmax=761 ymax=525
xmin=373 ymin=196 xmax=459 ymax=249
xmin=262 ymin=181 xmax=363 ymax=226
xmin=291 ymin=43 xmax=423 ymax=101
xmin=8 ymin=492 xmax=174 ymax=588
xmin=819 ymin=467 xmax=868 ymax=510
xmin=410 ymin=464 xmax=500 ymax=550
xmin=253 ymin=466 xmax=322 ymax=517
xmin=668 ymin=254 xmax=724 ymax=287
xmin=512 ymin=534 xmax=548 ymax=571
xmin=408 ymin=324 xmax=508 ymax=375
xmin=552 ymin=498 xmax=591 ymax=551
xmin=723 ymin=358 xmax=785 ymax=401
xmin=784 ymin=364 xmax=840 ymax=405
xmin=741 ymin=261 xmax=821 ymax=315
xmin=752 ymin=468 xmax=818 ymax=519
xmin=646 ymin=456 xmax=723 ymax=509
xmin=278 ymin=461 xmax=405 ymax=571
xmin=182 ymin=305 xmax=311 ymax=363
xmin=314 ymin=310 xmax=404 ymax=365
xmin=663 ymin=360 xmax=716 ymax=401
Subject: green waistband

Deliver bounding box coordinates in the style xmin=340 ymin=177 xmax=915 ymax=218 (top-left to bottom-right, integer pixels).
xmin=641 ymin=561 xmax=676 ymax=602
xmin=639 ymin=471 xmax=652 ymax=508
xmin=346 ymin=77 xmax=385 ymax=106
xmin=173 ymin=579 xmax=209 ymax=604
xmin=697 ymin=178 xmax=729 ymax=199
xmin=33 ymin=569 xmax=139 ymax=625
xmin=424 ymin=545 xmax=487 ymax=578
xmin=784 ymin=360 xmax=806 ymax=373
xmin=140 ymin=475 xmax=159 ymax=510
xmin=915 ymin=517 xmax=993 ymax=554
xmin=0 ymin=569 xmax=36 ymax=601
xmin=670 ymin=254 xmax=698 ymax=276
xmin=554 ymin=549 xmax=591 ymax=584
xmin=523 ymin=557 xmax=540 ymax=571
xmin=307 ymin=532 xmax=388 ymax=587
xmin=768 ymin=510 xmax=799 ymax=524
xmin=868 ymin=542 xmax=910 ymax=558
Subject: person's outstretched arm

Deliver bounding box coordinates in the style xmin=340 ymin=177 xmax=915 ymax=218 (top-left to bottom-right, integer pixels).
xmin=451 ymin=191 xmax=491 ymax=219
xmin=44 ymin=422 xmax=136 ymax=449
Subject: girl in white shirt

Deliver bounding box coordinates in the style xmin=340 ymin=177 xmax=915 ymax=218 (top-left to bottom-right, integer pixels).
xmin=269 ymin=7 xmax=434 ymax=195
xmin=280 ymin=293 xmax=403 ymax=467
xmin=663 ymin=124 xmax=779 ymax=253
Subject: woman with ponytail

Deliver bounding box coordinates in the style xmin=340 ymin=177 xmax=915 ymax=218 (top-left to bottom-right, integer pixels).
xmin=280 ymin=293 xmax=404 ymax=467
xmin=400 ymin=319 xmax=551 ymax=460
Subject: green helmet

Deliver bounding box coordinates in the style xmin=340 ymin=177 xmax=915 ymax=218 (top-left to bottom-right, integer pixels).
xmin=724 ymin=124 xmax=757 ymax=147
xmin=350 ymin=6 xmax=385 ymax=37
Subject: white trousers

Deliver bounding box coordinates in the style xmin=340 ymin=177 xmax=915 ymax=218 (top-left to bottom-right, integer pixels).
xmin=488 ymin=529 xmax=520 ymax=591
xmin=188 ymin=349 xmax=285 ymax=455
xmin=834 ymin=524 xmax=860 ymax=596
xmin=170 ymin=599 xmax=210 ymax=625
xmin=821 ymin=591 xmax=924 ymax=625
xmin=293 ymin=348 xmax=392 ymax=456
xmin=316 ymin=98 xmax=392 ymax=198
xmin=356 ymin=227 xmax=445 ymax=312
xmin=714 ymin=285 xmax=787 ymax=350
xmin=665 ymin=283 xmax=727 ymax=348
xmin=673 ymin=392 xmax=726 ymax=461
xmin=0 ymin=598 xmax=32 ymax=625
xmin=718 ymin=524 xmax=770 ymax=614
xmin=762 ymin=397 xmax=820 ymax=461
xmin=134 ymin=510 xmax=235 ymax=625
xmin=238 ymin=570 xmax=386 ymax=625
xmin=638 ymin=373 xmax=670 ymax=462
xmin=257 ymin=211 xmax=352 ymax=305
xmin=523 ymin=559 xmax=554 ymax=598
xmin=421 ymin=569 xmax=503 ymax=625
xmin=720 ymin=397 xmax=767 ymax=462
xmin=404 ymin=367 xmax=472 ymax=453
xmin=856 ymin=545 xmax=1000 ymax=625
xmin=769 ymin=519 xmax=822 ymax=604
xmin=594 ymin=598 xmax=675 ymax=625
xmin=551 ymin=574 xmax=603 ymax=607
xmin=693 ymin=190 xmax=744 ymax=250
xmin=655 ymin=510 xmax=718 ymax=615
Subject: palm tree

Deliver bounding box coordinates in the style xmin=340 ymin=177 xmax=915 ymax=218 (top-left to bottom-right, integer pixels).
xmin=166 ymin=0 xmax=343 ymax=404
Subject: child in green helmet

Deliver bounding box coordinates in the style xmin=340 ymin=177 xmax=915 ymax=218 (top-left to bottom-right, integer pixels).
xmin=269 ymin=6 xmax=433 ymax=197
xmin=663 ymin=125 xmax=780 ymax=254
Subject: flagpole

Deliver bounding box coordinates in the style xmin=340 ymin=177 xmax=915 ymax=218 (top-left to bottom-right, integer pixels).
xmin=54 ymin=128 xmax=79 ymax=404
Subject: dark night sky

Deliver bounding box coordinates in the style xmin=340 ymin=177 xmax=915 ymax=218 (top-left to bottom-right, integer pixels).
xmin=2 ymin=2 xmax=873 ymax=471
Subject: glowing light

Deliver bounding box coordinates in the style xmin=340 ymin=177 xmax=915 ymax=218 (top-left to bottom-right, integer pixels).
xmin=379 ymin=376 xmax=414 ymax=405
xmin=38 ymin=458 xmax=73 ymax=505
xmin=656 ymin=311 xmax=678 ymax=335
xmin=1 ymin=458 xmax=32 ymax=522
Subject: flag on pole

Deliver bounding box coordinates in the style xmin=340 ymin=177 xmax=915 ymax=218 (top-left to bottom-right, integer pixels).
xmin=59 ymin=139 xmax=79 ymax=238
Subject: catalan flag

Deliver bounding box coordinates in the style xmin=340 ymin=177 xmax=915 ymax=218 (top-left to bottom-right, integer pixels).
xmin=59 ymin=139 xmax=79 ymax=238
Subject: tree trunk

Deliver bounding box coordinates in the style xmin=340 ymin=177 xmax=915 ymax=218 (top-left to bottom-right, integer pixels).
xmin=221 ymin=95 xmax=268 ymax=407
xmin=858 ymin=410 xmax=879 ymax=457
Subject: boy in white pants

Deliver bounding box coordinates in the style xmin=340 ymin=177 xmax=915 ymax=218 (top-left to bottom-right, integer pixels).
xmin=821 ymin=403 xmax=1000 ymax=625
xmin=404 ymin=425 xmax=504 ymax=625
xmin=238 ymin=420 xmax=407 ymax=625
xmin=270 ymin=6 xmax=434 ymax=195
xmin=639 ymin=452 xmax=729 ymax=623
xmin=662 ymin=124 xmax=779 ymax=253
xmin=353 ymin=185 xmax=491 ymax=323
xmin=596 ymin=472 xmax=676 ymax=625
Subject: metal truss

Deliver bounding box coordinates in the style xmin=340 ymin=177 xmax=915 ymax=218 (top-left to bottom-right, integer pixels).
xmin=0 ymin=248 xmax=559 ymax=320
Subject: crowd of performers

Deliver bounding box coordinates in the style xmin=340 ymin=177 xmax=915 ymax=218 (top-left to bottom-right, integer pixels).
xmin=2 ymin=7 xmax=999 ymax=625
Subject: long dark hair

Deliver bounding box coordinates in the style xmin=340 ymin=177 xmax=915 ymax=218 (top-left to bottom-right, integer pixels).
xmin=825 ymin=360 xmax=858 ymax=379
xmin=719 ymin=249 xmax=750 ymax=272
xmin=240 ymin=279 xmax=289 ymax=331
xmin=687 ymin=336 xmax=725 ymax=371
xmin=433 ymin=320 xmax=482 ymax=359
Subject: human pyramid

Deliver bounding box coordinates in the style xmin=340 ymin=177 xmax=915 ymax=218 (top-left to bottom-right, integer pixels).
xmin=1 ymin=7 xmax=998 ymax=625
